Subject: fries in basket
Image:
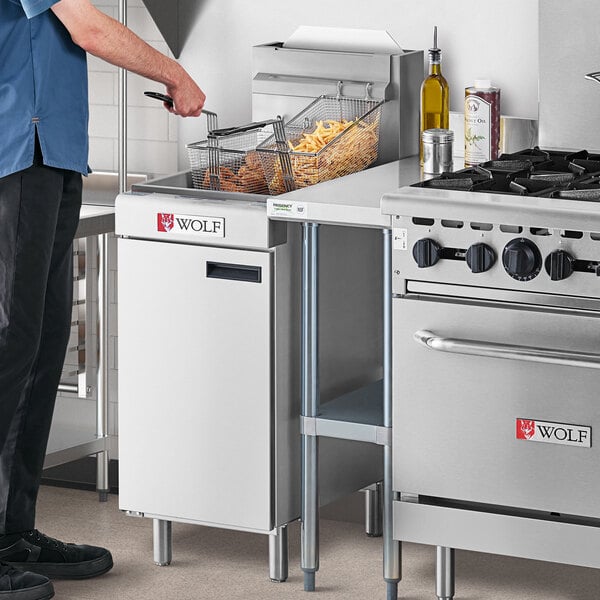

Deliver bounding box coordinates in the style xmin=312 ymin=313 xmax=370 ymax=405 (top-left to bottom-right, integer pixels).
xmin=267 ymin=118 xmax=380 ymax=195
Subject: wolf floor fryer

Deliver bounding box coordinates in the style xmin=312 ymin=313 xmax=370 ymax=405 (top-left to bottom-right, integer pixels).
xmin=117 ymin=29 xmax=422 ymax=581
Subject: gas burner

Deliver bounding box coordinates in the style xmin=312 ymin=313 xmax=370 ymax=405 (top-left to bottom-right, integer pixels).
xmin=413 ymin=147 xmax=600 ymax=197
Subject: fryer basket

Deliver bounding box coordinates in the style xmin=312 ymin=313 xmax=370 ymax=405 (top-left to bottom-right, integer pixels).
xmin=186 ymin=117 xmax=284 ymax=194
xmin=257 ymin=95 xmax=383 ymax=195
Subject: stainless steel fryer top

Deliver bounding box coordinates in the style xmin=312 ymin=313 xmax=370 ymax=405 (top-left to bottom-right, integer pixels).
xmin=132 ymin=171 xmax=270 ymax=203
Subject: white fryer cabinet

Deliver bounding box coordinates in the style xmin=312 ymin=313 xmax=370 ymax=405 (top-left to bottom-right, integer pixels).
xmin=117 ymin=189 xmax=384 ymax=545
xmin=117 ymin=191 xmax=302 ymax=533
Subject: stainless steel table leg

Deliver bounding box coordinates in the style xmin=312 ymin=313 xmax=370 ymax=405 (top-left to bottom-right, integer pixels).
xmin=436 ymin=546 xmax=455 ymax=600
xmin=383 ymin=229 xmax=401 ymax=600
xmin=301 ymin=222 xmax=319 ymax=592
xmin=269 ymin=525 xmax=289 ymax=583
xmin=365 ymin=482 xmax=383 ymax=537
xmin=96 ymin=233 xmax=110 ymax=502
xmin=153 ymin=519 xmax=172 ymax=566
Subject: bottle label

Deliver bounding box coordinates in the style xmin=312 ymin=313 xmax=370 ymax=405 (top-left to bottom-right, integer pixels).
xmin=465 ymin=94 xmax=492 ymax=164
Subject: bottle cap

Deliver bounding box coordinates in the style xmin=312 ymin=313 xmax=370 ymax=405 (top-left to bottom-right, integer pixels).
xmin=474 ymin=79 xmax=493 ymax=89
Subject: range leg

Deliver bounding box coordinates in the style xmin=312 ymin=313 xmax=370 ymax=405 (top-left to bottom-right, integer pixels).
xmin=269 ymin=525 xmax=289 ymax=583
xmin=436 ymin=546 xmax=455 ymax=600
xmin=301 ymin=223 xmax=320 ymax=592
xmin=383 ymin=229 xmax=401 ymax=599
xmin=365 ymin=482 xmax=383 ymax=537
xmin=153 ymin=519 xmax=172 ymax=567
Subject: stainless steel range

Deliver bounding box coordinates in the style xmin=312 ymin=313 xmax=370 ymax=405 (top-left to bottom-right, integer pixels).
xmin=381 ymin=148 xmax=600 ymax=600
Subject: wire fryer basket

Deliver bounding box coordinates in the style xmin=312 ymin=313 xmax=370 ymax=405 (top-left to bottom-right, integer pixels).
xmin=187 ymin=124 xmax=274 ymax=195
xmin=256 ymin=95 xmax=383 ymax=195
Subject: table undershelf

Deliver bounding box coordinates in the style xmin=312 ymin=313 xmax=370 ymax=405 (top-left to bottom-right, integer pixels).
xmin=301 ymin=380 xmax=389 ymax=445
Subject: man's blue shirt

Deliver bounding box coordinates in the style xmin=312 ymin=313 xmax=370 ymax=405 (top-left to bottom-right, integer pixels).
xmin=1 ymin=0 xmax=89 ymax=178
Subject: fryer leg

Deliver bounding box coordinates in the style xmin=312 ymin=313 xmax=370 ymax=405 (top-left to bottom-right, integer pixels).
xmin=153 ymin=519 xmax=172 ymax=566
xmin=436 ymin=546 xmax=455 ymax=600
xmin=96 ymin=450 xmax=109 ymax=502
xmin=269 ymin=525 xmax=289 ymax=582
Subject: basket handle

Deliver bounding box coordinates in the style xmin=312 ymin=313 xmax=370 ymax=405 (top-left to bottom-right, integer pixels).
xmin=144 ymin=92 xmax=218 ymax=130
xmin=203 ymin=109 xmax=218 ymax=133
xmin=333 ymin=81 xmax=375 ymax=101
xmin=208 ymin=118 xmax=283 ymax=138
xmin=271 ymin=119 xmax=296 ymax=193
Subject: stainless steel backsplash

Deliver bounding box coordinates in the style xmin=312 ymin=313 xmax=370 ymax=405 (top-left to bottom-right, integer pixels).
xmin=539 ymin=1 xmax=600 ymax=152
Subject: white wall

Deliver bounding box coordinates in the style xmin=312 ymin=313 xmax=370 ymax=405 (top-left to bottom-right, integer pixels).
xmin=176 ymin=0 xmax=539 ymax=169
xmin=86 ymin=0 xmax=539 ymax=175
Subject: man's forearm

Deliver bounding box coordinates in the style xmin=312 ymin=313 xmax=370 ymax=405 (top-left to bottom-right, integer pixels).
xmin=52 ymin=2 xmax=182 ymax=85
xmin=51 ymin=0 xmax=204 ymax=116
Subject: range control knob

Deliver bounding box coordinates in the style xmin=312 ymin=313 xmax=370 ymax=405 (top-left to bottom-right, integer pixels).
xmin=502 ymin=238 xmax=542 ymax=281
xmin=466 ymin=243 xmax=496 ymax=273
xmin=545 ymin=250 xmax=575 ymax=281
xmin=412 ymin=238 xmax=442 ymax=268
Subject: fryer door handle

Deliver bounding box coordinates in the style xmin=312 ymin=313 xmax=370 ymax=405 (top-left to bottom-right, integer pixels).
xmin=206 ymin=261 xmax=262 ymax=283
xmin=414 ymin=329 xmax=600 ymax=370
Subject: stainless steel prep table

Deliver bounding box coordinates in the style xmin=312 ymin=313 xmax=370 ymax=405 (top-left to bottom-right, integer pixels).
xmin=267 ymin=158 xmax=420 ymax=598
xmin=45 ymin=204 xmax=115 ymax=500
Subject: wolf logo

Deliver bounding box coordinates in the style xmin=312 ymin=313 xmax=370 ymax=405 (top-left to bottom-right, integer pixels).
xmin=519 ymin=419 xmax=536 ymax=440
xmin=158 ymin=213 xmax=175 ymax=232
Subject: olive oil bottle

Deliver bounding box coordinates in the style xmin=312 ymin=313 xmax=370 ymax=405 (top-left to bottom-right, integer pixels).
xmin=420 ymin=26 xmax=450 ymax=164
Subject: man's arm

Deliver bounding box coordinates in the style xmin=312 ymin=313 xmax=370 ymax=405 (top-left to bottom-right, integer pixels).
xmin=51 ymin=0 xmax=205 ymax=117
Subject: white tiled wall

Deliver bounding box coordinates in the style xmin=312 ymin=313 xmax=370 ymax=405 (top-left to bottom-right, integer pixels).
xmin=88 ymin=0 xmax=179 ymax=176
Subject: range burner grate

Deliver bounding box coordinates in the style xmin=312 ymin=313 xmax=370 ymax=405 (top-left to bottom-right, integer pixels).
xmin=412 ymin=147 xmax=600 ymax=198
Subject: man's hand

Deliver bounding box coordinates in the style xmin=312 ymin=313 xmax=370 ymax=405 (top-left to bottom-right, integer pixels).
xmin=166 ymin=79 xmax=205 ymax=117
xmin=51 ymin=0 xmax=205 ymax=117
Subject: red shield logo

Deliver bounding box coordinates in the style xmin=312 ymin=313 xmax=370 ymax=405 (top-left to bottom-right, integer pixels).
xmin=157 ymin=213 xmax=174 ymax=232
xmin=516 ymin=419 xmax=536 ymax=440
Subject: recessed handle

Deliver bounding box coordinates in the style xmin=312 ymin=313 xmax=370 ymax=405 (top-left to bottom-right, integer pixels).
xmin=206 ymin=262 xmax=262 ymax=283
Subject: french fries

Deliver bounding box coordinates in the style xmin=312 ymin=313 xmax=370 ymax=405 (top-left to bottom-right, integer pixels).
xmin=266 ymin=118 xmax=380 ymax=194
xmin=287 ymin=119 xmax=358 ymax=153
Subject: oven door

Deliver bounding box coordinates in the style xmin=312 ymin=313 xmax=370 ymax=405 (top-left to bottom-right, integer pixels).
xmin=393 ymin=294 xmax=600 ymax=518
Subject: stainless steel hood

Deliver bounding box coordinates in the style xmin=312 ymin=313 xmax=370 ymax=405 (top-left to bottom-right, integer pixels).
xmin=141 ymin=0 xmax=205 ymax=58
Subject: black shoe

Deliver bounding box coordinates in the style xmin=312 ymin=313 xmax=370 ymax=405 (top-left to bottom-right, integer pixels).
xmin=0 ymin=561 xmax=54 ymax=599
xmin=0 ymin=530 xmax=113 ymax=580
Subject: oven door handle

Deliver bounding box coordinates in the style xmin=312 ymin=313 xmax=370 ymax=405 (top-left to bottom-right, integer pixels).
xmin=414 ymin=330 xmax=600 ymax=370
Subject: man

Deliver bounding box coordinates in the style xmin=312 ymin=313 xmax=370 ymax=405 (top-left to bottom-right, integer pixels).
xmin=0 ymin=0 xmax=205 ymax=598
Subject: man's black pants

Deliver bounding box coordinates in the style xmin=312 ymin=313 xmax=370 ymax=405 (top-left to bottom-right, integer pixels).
xmin=0 ymin=147 xmax=82 ymax=535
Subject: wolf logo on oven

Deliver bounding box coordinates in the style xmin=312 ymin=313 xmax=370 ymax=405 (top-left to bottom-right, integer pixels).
xmin=518 ymin=419 xmax=536 ymax=440
xmin=157 ymin=213 xmax=175 ymax=232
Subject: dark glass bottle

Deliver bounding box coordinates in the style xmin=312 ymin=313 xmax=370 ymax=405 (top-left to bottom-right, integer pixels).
xmin=420 ymin=26 xmax=450 ymax=164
